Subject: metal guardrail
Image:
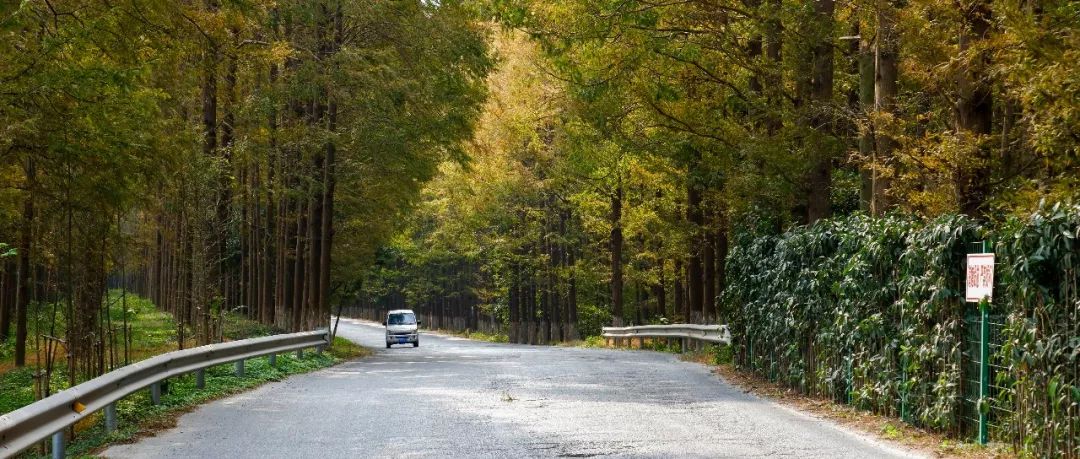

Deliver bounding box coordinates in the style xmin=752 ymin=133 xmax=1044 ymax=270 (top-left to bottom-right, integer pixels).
xmin=0 ymin=330 xmax=329 ymax=459
xmin=602 ymin=324 xmax=731 ymax=347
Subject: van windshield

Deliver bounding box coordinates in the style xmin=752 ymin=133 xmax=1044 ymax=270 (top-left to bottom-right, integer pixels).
xmin=388 ymin=313 xmax=416 ymax=325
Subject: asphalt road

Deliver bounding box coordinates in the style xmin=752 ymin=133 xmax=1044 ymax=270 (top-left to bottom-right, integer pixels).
xmin=104 ymin=319 xmax=920 ymax=458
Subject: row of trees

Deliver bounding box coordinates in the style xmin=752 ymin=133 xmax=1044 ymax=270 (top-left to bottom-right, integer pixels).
xmin=0 ymin=0 xmax=490 ymax=387
xmin=357 ymin=0 xmax=1078 ymax=340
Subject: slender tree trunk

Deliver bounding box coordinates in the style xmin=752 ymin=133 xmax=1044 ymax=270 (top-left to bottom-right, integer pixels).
xmin=764 ymin=0 xmax=783 ymax=135
xmin=14 ymin=157 xmax=35 ymax=366
xmin=806 ymin=0 xmax=836 ymax=224
xmin=858 ymin=17 xmax=876 ymax=212
xmin=702 ymin=212 xmax=715 ymax=323
xmin=687 ymin=169 xmax=704 ymax=322
xmin=609 ymin=183 xmax=624 ymax=326
xmin=674 ymin=258 xmax=685 ymax=321
xmin=714 ymin=211 xmax=729 ymax=321
xmin=956 ymin=0 xmax=994 ymax=217
xmin=0 ymin=261 xmax=11 ymax=343
xmin=872 ymin=0 xmax=899 ymax=215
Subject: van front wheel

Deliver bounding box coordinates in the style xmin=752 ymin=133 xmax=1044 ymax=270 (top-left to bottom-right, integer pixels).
xmin=413 ymin=341 xmax=419 ymax=348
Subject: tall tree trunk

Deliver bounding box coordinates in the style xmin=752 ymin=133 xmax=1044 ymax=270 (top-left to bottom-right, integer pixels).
xmin=764 ymin=0 xmax=783 ymax=135
xmin=674 ymin=258 xmax=685 ymax=321
xmin=714 ymin=210 xmax=729 ymax=321
xmin=872 ymin=0 xmax=899 ymax=215
xmin=0 ymin=262 xmax=11 ymax=343
xmin=858 ymin=17 xmax=876 ymax=212
xmin=806 ymin=0 xmax=836 ymax=224
xmin=702 ymin=212 xmax=715 ymax=323
xmin=956 ymin=0 xmax=994 ymax=217
xmin=687 ymin=174 xmax=704 ymax=323
xmin=14 ymin=157 xmax=35 ymax=366
xmin=609 ymin=183 xmax=624 ymax=326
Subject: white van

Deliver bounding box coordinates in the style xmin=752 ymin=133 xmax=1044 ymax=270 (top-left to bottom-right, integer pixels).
xmin=383 ymin=309 xmax=420 ymax=348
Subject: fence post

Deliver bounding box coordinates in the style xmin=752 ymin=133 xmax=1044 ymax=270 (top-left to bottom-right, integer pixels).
xmin=970 ymin=239 xmax=991 ymax=446
xmin=978 ymin=296 xmax=990 ymax=445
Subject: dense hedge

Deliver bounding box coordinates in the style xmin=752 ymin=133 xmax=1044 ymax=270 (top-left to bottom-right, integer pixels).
xmin=722 ymin=203 xmax=1079 ymax=456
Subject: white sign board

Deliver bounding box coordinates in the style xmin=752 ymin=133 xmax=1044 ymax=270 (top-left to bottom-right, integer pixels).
xmin=965 ymin=253 xmax=994 ymax=303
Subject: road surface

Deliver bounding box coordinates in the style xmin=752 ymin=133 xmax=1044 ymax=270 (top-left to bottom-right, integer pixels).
xmin=104 ymin=319 xmax=920 ymax=458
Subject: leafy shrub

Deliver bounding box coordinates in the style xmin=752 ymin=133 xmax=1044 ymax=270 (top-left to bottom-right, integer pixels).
xmin=711 ymin=344 xmax=733 ymax=365
xmin=577 ymin=302 xmax=612 ymax=339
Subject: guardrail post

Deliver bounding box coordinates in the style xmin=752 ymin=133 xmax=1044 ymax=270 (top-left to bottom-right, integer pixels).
xmin=316 ymin=344 xmax=325 ymax=355
xmin=235 ymin=359 xmax=245 ymax=377
xmin=269 ymin=353 xmax=277 ymax=367
xmin=681 ymin=338 xmax=688 ymax=353
xmin=104 ymin=403 xmax=118 ymax=433
xmin=297 ymin=348 xmax=304 ymax=359
xmin=196 ymin=368 xmax=205 ymax=389
xmin=51 ymin=431 xmax=64 ymax=459
xmin=150 ymin=382 xmax=162 ymax=405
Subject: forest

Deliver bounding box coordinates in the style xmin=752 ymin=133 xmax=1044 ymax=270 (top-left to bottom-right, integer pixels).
xmin=351 ymin=0 xmax=1079 ymax=343
xmin=2 ymin=0 xmax=1079 ymax=454
xmin=0 ymin=0 xmax=489 ymax=385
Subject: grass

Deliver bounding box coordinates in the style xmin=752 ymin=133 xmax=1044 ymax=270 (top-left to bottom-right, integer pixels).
xmin=0 ymin=292 xmax=372 ymax=458
xmin=429 ymin=328 xmax=509 ymax=343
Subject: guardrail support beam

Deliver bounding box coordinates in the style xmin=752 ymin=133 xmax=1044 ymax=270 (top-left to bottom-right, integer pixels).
xmin=150 ymin=382 xmax=162 ymax=405
xmin=269 ymin=353 xmax=277 ymax=367
xmin=235 ymin=359 xmax=245 ymax=377
xmin=316 ymin=344 xmax=325 ymax=355
xmin=195 ymin=368 xmax=205 ymax=389
xmin=51 ymin=431 xmax=64 ymax=459
xmin=297 ymin=348 xmax=304 ymax=359
xmin=104 ymin=403 xmax=117 ymax=433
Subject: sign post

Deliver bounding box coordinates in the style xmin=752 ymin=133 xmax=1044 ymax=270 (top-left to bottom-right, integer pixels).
xmin=966 ymin=242 xmax=993 ymax=445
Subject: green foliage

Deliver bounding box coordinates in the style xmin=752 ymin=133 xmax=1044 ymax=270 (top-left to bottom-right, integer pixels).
xmin=576 ymin=303 xmax=612 ymax=339
xmin=582 ymin=335 xmax=607 ymax=348
xmin=724 ymin=204 xmax=1080 ymax=456
xmin=711 ymin=344 xmax=733 ymax=366
xmin=996 ymin=202 xmax=1080 ymax=457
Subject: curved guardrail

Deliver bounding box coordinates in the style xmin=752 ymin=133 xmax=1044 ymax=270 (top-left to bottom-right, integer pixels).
xmin=0 ymin=330 xmax=328 ymax=458
xmin=602 ymin=324 xmax=731 ymax=346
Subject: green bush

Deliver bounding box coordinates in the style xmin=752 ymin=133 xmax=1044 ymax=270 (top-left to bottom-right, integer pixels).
xmin=711 ymin=344 xmax=733 ymax=365
xmin=576 ymin=303 xmax=612 ymax=339
xmin=723 ymin=203 xmax=1080 ymax=457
